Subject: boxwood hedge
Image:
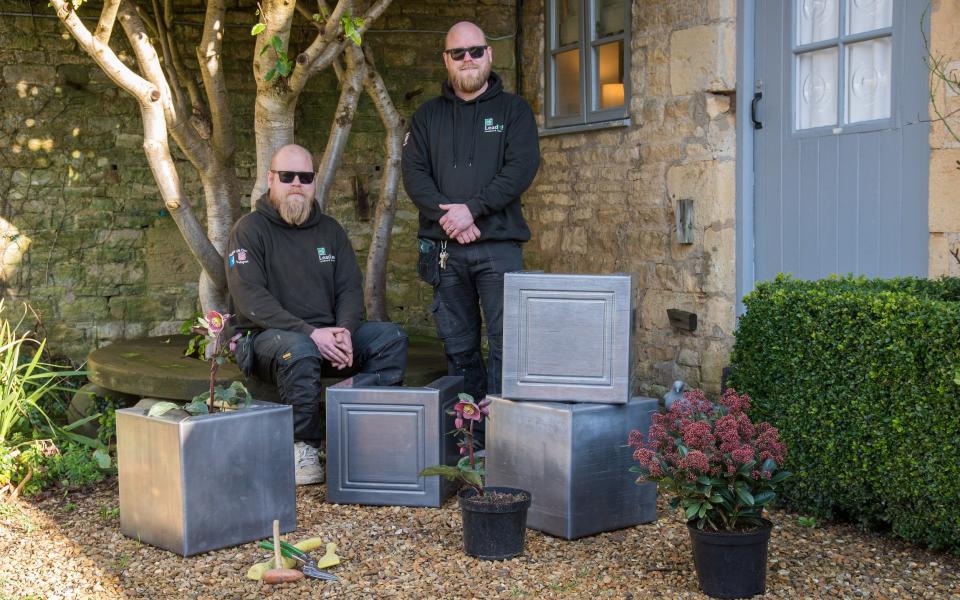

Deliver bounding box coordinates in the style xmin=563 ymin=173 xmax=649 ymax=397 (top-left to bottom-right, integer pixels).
xmin=729 ymin=275 xmax=960 ymax=552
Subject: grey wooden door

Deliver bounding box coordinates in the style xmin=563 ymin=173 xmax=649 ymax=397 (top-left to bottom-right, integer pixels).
xmin=753 ymin=0 xmax=929 ymax=282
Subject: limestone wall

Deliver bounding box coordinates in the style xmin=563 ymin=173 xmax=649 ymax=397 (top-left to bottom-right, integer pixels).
xmin=928 ymin=0 xmax=960 ymax=277
xmin=520 ymin=0 xmax=738 ymax=395
xmin=0 ymin=0 xmax=517 ymax=361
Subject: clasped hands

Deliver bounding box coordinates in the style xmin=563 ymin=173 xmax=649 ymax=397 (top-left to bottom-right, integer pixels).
xmin=438 ymin=203 xmax=480 ymax=245
xmin=310 ymin=327 xmax=353 ymax=370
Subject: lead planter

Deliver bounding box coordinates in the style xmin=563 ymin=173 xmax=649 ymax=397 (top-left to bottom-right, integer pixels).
xmin=116 ymin=400 xmax=296 ymax=556
xmin=485 ymin=395 xmax=658 ymax=539
xmin=459 ymin=486 xmax=531 ymax=560
xmin=325 ymin=374 xmax=463 ymax=507
xmin=687 ymin=520 xmax=772 ymax=599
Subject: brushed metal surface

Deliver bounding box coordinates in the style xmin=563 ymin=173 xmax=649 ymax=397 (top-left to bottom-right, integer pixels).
xmin=502 ymin=272 xmax=635 ymax=403
xmin=485 ymin=395 xmax=658 ymax=539
xmin=325 ymin=375 xmax=463 ymax=507
xmin=117 ymin=401 xmax=296 ymax=556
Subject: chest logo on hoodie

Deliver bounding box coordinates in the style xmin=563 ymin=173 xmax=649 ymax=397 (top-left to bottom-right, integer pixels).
xmin=483 ymin=117 xmax=504 ymax=134
xmin=317 ymin=247 xmax=336 ymax=264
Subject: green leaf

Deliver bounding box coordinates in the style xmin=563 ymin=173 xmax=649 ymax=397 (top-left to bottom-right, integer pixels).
xmin=685 ymin=502 xmax=701 ymax=520
xmin=462 ymin=469 xmax=483 ymax=488
xmin=769 ymin=470 xmax=792 ymax=484
xmin=270 ymin=35 xmax=283 ymax=54
xmin=457 ymin=392 xmax=475 ymax=403
xmin=251 ymin=22 xmax=266 ymax=36
xmin=277 ymin=59 xmax=292 ymax=77
xmin=184 ymin=398 xmax=209 ymax=415
xmin=93 ymin=448 xmax=111 ymax=469
xmin=148 ymin=401 xmax=180 ymax=418
xmin=62 ymin=412 xmax=101 ymax=431
xmin=753 ymin=490 xmax=776 ymax=505
xmin=419 ymin=465 xmax=461 ymax=481
xmin=735 ymin=486 xmax=755 ymax=506
xmin=264 ymin=67 xmax=277 ymax=82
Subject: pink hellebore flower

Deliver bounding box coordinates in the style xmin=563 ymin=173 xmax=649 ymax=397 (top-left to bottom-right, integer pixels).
xmin=204 ymin=310 xmax=229 ymax=334
xmin=454 ymin=399 xmax=483 ymax=423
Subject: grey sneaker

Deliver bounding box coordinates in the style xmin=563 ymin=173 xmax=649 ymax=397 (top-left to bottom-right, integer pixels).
xmin=294 ymin=441 xmax=324 ymax=485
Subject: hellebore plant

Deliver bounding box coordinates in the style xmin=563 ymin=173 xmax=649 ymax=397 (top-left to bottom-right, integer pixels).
xmin=628 ymin=388 xmax=791 ymax=531
xmin=149 ymin=311 xmax=251 ymax=417
xmin=419 ymin=393 xmax=491 ymax=495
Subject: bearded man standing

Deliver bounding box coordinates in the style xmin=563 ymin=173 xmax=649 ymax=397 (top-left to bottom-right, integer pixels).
xmin=402 ymin=21 xmax=540 ymax=402
xmin=226 ymin=144 xmax=408 ymax=485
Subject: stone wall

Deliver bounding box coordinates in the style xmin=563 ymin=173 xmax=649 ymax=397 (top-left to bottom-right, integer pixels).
xmin=927 ymin=0 xmax=960 ymax=277
xmin=0 ymin=0 xmax=518 ymax=361
xmin=520 ymin=0 xmax=738 ymax=395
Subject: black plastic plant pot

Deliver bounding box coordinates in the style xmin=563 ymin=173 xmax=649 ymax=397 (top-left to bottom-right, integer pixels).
xmin=458 ymin=486 xmax=532 ymax=560
xmin=687 ymin=519 xmax=773 ymax=599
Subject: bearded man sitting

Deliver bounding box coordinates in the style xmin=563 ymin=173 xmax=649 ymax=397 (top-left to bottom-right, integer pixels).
xmin=225 ymin=144 xmax=408 ymax=485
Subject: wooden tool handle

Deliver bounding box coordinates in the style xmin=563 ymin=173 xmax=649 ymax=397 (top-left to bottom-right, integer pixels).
xmin=272 ymin=519 xmax=282 ymax=568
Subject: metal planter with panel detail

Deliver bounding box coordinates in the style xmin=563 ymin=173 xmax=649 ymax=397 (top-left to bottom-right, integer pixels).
xmin=325 ymin=374 xmax=463 ymax=507
xmin=116 ymin=400 xmax=296 ymax=556
xmin=502 ymin=272 xmax=635 ymax=404
xmin=484 ymin=395 xmax=658 ymax=539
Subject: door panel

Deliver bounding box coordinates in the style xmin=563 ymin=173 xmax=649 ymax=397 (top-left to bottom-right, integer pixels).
xmin=753 ymin=0 xmax=929 ymax=283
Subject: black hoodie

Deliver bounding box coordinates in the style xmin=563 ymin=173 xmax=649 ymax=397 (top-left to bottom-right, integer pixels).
xmin=402 ymin=71 xmax=540 ymax=242
xmin=225 ymin=195 xmax=364 ymax=336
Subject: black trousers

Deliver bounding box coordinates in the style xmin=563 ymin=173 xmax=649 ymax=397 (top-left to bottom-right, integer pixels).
xmin=428 ymin=240 xmax=523 ymax=400
xmin=242 ymin=322 xmax=408 ymax=445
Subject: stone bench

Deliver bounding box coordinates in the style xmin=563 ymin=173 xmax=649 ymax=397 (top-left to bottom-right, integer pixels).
xmin=69 ymin=333 xmax=448 ymax=434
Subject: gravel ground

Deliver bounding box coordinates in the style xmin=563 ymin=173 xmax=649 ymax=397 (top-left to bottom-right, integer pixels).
xmin=1 ymin=479 xmax=959 ymax=599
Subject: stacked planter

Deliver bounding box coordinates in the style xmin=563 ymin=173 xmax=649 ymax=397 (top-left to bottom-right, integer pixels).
xmin=485 ymin=272 xmax=658 ymax=539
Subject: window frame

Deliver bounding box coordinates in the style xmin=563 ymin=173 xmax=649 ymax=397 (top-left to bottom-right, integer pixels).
xmin=790 ymin=0 xmax=898 ymax=138
xmin=544 ymin=0 xmax=631 ymax=130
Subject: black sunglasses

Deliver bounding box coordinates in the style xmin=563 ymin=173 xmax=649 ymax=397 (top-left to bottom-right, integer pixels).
xmin=271 ymin=170 xmax=315 ymax=184
xmin=443 ymin=45 xmax=488 ymax=61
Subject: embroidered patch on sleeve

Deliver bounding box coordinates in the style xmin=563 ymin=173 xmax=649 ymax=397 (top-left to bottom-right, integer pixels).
xmin=228 ymin=248 xmax=249 ymax=269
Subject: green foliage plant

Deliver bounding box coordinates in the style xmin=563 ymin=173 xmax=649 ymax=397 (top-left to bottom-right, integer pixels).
xmin=149 ymin=311 xmax=250 ymax=418
xmin=729 ymin=274 xmax=960 ymax=552
xmin=0 ymin=302 xmax=100 ymax=498
xmin=419 ymin=394 xmax=491 ymax=495
xmin=628 ymin=388 xmax=791 ymax=531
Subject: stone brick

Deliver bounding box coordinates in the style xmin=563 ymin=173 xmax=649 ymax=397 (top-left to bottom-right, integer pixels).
xmin=929 ymin=150 xmax=960 ymax=232
xmin=669 ymin=23 xmax=736 ymax=96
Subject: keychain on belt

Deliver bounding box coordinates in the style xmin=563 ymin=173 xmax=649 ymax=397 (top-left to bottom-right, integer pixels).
xmin=439 ymin=240 xmax=449 ymax=269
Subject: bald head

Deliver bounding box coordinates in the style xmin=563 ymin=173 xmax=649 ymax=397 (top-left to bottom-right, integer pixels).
xmin=445 ymin=21 xmax=486 ymax=49
xmin=270 ymin=144 xmax=313 ymax=172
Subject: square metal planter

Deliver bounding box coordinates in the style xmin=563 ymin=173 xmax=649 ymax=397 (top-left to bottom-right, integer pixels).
xmin=325 ymin=374 xmax=463 ymax=507
xmin=502 ymin=272 xmax=635 ymax=404
xmin=116 ymin=400 xmax=296 ymax=556
xmin=485 ymin=395 xmax=658 ymax=539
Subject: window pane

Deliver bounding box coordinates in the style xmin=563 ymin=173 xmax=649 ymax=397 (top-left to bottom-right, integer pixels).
xmin=847 ymin=0 xmax=892 ymax=35
xmin=595 ymin=41 xmax=624 ymax=110
xmin=596 ymin=0 xmax=625 ymax=38
xmin=845 ymin=38 xmax=891 ymax=123
xmin=796 ymin=48 xmax=838 ymax=129
xmin=557 ymin=0 xmax=580 ymax=46
xmin=554 ymin=49 xmax=581 ymax=117
xmin=796 ymin=0 xmax=838 ymax=45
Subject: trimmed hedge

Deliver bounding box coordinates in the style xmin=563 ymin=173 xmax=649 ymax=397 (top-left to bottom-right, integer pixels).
xmin=729 ymin=275 xmax=960 ymax=552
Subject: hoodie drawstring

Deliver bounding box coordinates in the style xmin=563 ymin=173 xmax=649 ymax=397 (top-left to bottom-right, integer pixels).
xmin=468 ymin=102 xmax=478 ymax=167
xmin=452 ymin=102 xmax=459 ymax=168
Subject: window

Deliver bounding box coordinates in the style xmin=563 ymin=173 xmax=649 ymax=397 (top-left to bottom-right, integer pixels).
xmin=794 ymin=0 xmax=893 ymax=131
xmin=544 ymin=0 xmax=630 ymax=129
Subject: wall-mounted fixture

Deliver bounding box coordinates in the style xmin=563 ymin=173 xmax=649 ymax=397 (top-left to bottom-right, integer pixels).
xmin=667 ymin=308 xmax=697 ymax=332
xmin=676 ymin=198 xmax=694 ymax=244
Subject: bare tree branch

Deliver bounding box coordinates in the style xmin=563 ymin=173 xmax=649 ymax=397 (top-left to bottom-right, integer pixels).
xmin=51 ymin=0 xmax=225 ymax=288
xmin=361 ymin=44 xmax=403 ymax=321
xmin=149 ymin=0 xmax=189 ymax=117
xmin=94 ymin=0 xmax=121 ymax=44
xmin=288 ymin=0 xmax=391 ymax=94
xmin=315 ymin=43 xmax=366 ymax=210
xmin=197 ymin=0 xmax=235 ymax=161
xmin=117 ymin=3 xmax=214 ymax=174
